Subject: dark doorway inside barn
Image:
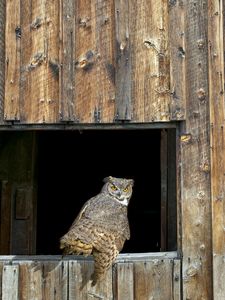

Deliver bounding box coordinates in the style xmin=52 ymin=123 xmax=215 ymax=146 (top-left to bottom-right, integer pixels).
xmin=36 ymin=129 xmax=177 ymax=254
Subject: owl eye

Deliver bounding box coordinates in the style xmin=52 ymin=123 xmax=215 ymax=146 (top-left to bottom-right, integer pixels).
xmin=110 ymin=184 xmax=118 ymax=191
xmin=123 ymin=187 xmax=129 ymax=192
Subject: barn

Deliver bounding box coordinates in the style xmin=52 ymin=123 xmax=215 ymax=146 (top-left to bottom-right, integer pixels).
xmin=0 ymin=0 xmax=224 ymax=299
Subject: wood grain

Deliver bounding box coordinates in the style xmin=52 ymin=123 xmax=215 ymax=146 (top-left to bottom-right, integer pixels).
xmin=2 ymin=265 xmax=19 ymax=300
xmin=115 ymin=0 xmax=131 ymax=121
xmin=3 ymin=0 xmax=187 ymax=124
xmin=173 ymin=259 xmax=181 ymax=300
xmin=0 ymin=0 xmax=5 ymax=123
xmin=134 ymin=260 xmax=173 ymax=300
xmin=74 ymin=0 xmax=115 ymax=123
xmin=168 ymin=0 xmax=186 ymax=120
xmin=131 ymin=0 xmax=170 ymax=122
xmin=180 ymin=1 xmax=212 ymax=299
xmin=0 ymin=257 xmax=180 ymax=299
xmin=20 ymin=0 xmax=59 ymax=123
xmin=4 ymin=0 xmax=21 ymax=121
xmin=17 ymin=260 xmax=68 ymax=300
xmin=68 ymin=260 xmax=113 ymax=299
xmin=115 ymin=262 xmax=134 ymax=300
xmin=208 ymin=0 xmax=225 ymax=299
xmin=59 ymin=0 xmax=75 ymax=121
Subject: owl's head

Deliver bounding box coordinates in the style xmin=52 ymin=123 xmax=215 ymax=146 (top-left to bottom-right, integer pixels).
xmin=102 ymin=176 xmax=134 ymax=206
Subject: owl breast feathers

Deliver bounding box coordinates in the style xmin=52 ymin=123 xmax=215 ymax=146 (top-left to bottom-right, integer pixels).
xmin=60 ymin=176 xmax=134 ymax=286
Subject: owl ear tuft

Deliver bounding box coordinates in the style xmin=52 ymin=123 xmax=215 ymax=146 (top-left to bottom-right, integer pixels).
xmin=103 ymin=176 xmax=113 ymax=183
xmin=128 ymin=179 xmax=134 ymax=186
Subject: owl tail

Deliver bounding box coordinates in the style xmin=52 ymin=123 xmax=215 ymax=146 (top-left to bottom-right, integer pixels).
xmin=91 ymin=247 xmax=119 ymax=286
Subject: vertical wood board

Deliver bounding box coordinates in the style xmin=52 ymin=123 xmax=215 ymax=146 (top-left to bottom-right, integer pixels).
xmin=0 ymin=0 xmax=5 ymax=123
xmin=4 ymin=0 xmax=21 ymax=121
xmin=68 ymin=260 xmax=113 ymax=300
xmin=19 ymin=0 xmax=59 ymax=123
xmin=17 ymin=260 xmax=68 ymax=300
xmin=131 ymin=0 xmax=170 ymax=122
xmin=173 ymin=259 xmax=181 ymax=300
xmin=208 ymin=0 xmax=225 ymax=299
xmin=72 ymin=0 xmax=115 ymax=123
xmin=59 ymin=0 xmax=75 ymax=121
xmin=180 ymin=0 xmax=212 ymax=299
xmin=114 ymin=0 xmax=132 ymax=121
xmin=134 ymin=260 xmax=173 ymax=300
xmin=2 ymin=265 xmax=19 ymax=300
xmin=115 ymin=262 xmax=134 ymax=300
xmin=168 ymin=0 xmax=186 ymax=120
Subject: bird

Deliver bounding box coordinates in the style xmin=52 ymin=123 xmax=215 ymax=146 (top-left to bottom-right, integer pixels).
xmin=59 ymin=176 xmax=134 ymax=286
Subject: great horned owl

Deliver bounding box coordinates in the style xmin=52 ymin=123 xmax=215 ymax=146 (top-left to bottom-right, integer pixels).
xmin=60 ymin=176 xmax=134 ymax=286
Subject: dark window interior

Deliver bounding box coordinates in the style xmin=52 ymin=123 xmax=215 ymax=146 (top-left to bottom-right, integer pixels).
xmin=36 ymin=130 xmax=165 ymax=254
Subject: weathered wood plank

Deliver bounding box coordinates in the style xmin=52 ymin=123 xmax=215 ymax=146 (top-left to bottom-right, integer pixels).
xmin=69 ymin=260 xmax=113 ymax=299
xmin=115 ymin=262 xmax=134 ymax=300
xmin=42 ymin=261 xmax=68 ymax=300
xmin=20 ymin=0 xmax=59 ymax=123
xmin=134 ymin=260 xmax=173 ymax=300
xmin=0 ymin=258 xmax=180 ymax=299
xmin=168 ymin=0 xmax=186 ymax=120
xmin=4 ymin=0 xmax=21 ymax=121
xmin=208 ymin=0 xmax=225 ymax=299
xmin=212 ymin=256 xmax=225 ymax=299
xmin=74 ymin=0 xmax=115 ymax=123
xmin=180 ymin=0 xmax=212 ymax=299
xmin=131 ymin=0 xmax=170 ymax=122
xmin=0 ymin=251 xmax=178 ymax=261
xmin=59 ymin=0 xmax=75 ymax=121
xmin=114 ymin=0 xmax=131 ymax=121
xmin=173 ymin=259 xmax=181 ymax=300
xmin=17 ymin=260 xmax=68 ymax=300
xmin=2 ymin=265 xmax=19 ymax=300
xmin=0 ymin=0 xmax=5 ymax=123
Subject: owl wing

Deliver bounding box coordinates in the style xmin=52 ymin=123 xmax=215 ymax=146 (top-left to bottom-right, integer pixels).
xmin=60 ymin=193 xmax=111 ymax=254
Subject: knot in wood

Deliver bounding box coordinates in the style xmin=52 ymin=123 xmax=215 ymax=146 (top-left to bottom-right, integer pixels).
xmin=15 ymin=26 xmax=21 ymax=39
xmin=186 ymin=264 xmax=200 ymax=277
xmin=197 ymin=88 xmax=206 ymax=101
xmin=199 ymin=244 xmax=205 ymax=251
xmin=197 ymin=39 xmax=205 ymax=49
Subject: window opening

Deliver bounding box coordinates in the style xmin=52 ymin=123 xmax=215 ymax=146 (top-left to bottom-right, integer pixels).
xmin=36 ymin=129 xmax=176 ymax=254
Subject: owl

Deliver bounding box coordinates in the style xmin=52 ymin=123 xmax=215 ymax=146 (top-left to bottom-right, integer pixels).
xmin=60 ymin=176 xmax=134 ymax=286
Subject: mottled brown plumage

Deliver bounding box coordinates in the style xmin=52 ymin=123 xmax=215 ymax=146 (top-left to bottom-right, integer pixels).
xmin=60 ymin=176 xmax=134 ymax=286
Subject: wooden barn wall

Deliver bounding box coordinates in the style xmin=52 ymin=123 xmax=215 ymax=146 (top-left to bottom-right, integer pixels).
xmin=0 ymin=256 xmax=181 ymax=300
xmin=1 ymin=0 xmax=186 ymax=124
